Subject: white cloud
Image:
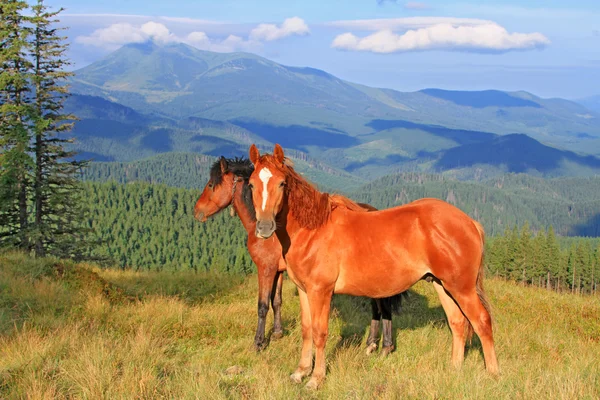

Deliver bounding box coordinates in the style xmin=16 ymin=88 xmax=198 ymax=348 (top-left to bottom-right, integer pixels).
xmin=331 ymin=22 xmax=550 ymax=54
xmin=140 ymin=21 xmax=176 ymax=43
xmin=75 ymin=22 xmax=177 ymax=49
xmin=75 ymin=17 xmax=309 ymax=52
xmin=250 ymin=17 xmax=310 ymax=41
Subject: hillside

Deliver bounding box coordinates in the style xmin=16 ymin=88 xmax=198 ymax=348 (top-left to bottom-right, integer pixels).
xmin=79 ymin=155 xmax=600 ymax=237
xmin=78 ymin=176 xmax=600 ymax=273
xmin=64 ymin=94 xmax=270 ymax=162
xmin=578 ymin=94 xmax=600 ymax=114
xmin=66 ymin=42 xmax=600 ymax=179
xmin=351 ymin=172 xmax=600 ymax=236
xmin=1 ymin=252 xmax=598 ymax=398
xmin=81 ymin=151 xmax=365 ymax=192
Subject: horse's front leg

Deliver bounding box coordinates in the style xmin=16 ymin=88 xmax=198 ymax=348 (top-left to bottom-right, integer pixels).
xmin=254 ymin=266 xmax=276 ymax=351
xmin=270 ymin=271 xmax=284 ymax=339
xmin=305 ymin=288 xmax=334 ymax=390
xmin=290 ymin=288 xmax=313 ymax=383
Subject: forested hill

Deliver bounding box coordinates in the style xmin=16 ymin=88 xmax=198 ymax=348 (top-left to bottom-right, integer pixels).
xmin=81 ymin=152 xmax=365 ymax=192
xmin=81 ymin=152 xmax=600 ymax=238
xmin=351 ymin=173 xmax=600 ymax=236
xmin=82 ymin=180 xmax=600 ymax=294
xmin=84 ymin=181 xmax=252 ymax=271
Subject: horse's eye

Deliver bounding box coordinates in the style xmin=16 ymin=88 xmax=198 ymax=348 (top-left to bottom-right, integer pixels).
xmin=248 ymin=183 xmax=254 ymax=190
xmin=279 ymin=181 xmax=286 ymax=188
xmin=208 ymin=182 xmax=214 ymax=189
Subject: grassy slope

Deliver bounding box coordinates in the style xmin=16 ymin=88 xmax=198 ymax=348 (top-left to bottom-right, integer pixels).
xmin=1 ymin=252 xmax=599 ymax=399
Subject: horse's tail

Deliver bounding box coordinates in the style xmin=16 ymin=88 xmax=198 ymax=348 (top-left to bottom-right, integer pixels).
xmin=466 ymin=220 xmax=492 ymax=343
xmin=388 ymin=291 xmax=409 ymax=315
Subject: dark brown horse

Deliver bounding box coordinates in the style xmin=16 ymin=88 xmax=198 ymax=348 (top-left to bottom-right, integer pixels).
xmin=194 ymin=156 xmax=402 ymax=353
xmin=248 ymin=144 xmax=499 ymax=389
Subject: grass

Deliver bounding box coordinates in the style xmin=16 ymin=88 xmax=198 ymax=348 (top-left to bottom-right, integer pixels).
xmin=0 ymin=251 xmax=599 ymax=399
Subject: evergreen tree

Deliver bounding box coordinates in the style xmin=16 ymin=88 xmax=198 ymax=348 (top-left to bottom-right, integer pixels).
xmin=545 ymin=226 xmax=561 ymax=290
xmin=519 ymin=221 xmax=532 ymax=284
xmin=28 ymin=0 xmax=87 ymax=257
xmin=0 ymin=0 xmax=33 ymax=249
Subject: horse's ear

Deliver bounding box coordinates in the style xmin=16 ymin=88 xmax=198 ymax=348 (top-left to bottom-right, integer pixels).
xmin=273 ymin=144 xmax=285 ymax=165
xmin=219 ymin=156 xmax=228 ymax=174
xmin=249 ymin=144 xmax=260 ymax=165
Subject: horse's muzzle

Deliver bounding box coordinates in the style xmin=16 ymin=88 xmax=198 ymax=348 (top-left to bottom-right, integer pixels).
xmin=255 ymin=219 xmax=276 ymax=239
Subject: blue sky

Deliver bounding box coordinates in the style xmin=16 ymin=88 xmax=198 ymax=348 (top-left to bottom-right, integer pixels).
xmin=45 ymin=0 xmax=600 ymax=99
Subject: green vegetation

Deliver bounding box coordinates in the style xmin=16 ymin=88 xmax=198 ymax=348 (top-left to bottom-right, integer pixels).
xmin=83 ymin=181 xmax=253 ymax=272
xmin=0 ymin=0 xmax=86 ymax=257
xmin=82 ymin=152 xmax=365 ymax=192
xmin=488 ymin=224 xmax=600 ymax=294
xmin=79 ymin=178 xmax=600 ymax=284
xmin=81 ymin=153 xmax=216 ymax=189
xmin=1 ymin=252 xmax=599 ymax=398
xmin=352 ymin=172 xmax=600 ymax=236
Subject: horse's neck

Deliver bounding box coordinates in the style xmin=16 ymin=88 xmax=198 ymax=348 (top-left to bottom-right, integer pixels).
xmin=232 ymin=181 xmax=255 ymax=233
xmin=284 ymin=174 xmax=331 ymax=234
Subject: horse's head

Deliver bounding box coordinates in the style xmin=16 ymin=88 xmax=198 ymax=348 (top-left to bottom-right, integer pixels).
xmin=248 ymin=144 xmax=287 ymax=238
xmin=194 ymin=157 xmax=238 ymax=222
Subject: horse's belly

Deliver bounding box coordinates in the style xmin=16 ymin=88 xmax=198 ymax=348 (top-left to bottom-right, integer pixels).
xmin=333 ymin=261 xmax=426 ymax=297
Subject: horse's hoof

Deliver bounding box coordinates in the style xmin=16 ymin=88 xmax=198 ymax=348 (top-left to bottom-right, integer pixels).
xmin=290 ymin=372 xmax=304 ymax=384
xmin=365 ymin=343 xmax=378 ymax=355
xmin=305 ymin=377 xmax=321 ymax=390
xmin=254 ymin=341 xmax=267 ymax=352
xmin=381 ymin=345 xmax=394 ymax=357
xmin=271 ymin=330 xmax=284 ymax=340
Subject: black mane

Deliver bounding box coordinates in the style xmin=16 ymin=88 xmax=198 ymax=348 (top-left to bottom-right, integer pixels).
xmin=210 ymin=156 xmax=256 ymax=221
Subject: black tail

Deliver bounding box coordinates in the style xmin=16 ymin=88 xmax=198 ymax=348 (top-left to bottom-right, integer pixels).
xmin=386 ymin=292 xmax=408 ymax=315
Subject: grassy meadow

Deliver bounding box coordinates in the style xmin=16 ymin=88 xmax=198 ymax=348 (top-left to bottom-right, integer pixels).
xmin=0 ymin=251 xmax=599 ymax=399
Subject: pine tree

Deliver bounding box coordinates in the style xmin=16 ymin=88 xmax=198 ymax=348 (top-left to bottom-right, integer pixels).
xmin=0 ymin=0 xmax=34 ymax=249
xmin=28 ymin=0 xmax=88 ymax=258
xmin=519 ymin=221 xmax=532 ymax=284
xmin=545 ymin=226 xmax=561 ymax=290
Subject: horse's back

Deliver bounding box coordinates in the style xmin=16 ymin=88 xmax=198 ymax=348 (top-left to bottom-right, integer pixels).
xmin=333 ymin=197 xmax=483 ymax=275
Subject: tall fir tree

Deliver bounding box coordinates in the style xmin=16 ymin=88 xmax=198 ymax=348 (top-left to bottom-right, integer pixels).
xmin=0 ymin=0 xmax=34 ymax=249
xmin=29 ymin=0 xmax=88 ymax=258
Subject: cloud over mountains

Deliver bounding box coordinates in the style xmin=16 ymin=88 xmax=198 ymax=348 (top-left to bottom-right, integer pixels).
xmin=75 ymin=17 xmax=309 ymax=52
xmin=330 ymin=17 xmax=550 ymax=53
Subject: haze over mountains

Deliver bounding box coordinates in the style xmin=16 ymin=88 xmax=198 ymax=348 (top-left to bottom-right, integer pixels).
xmin=66 ymin=41 xmax=600 ymax=181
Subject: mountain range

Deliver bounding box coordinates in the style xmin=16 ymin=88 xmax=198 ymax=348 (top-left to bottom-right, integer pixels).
xmin=66 ymin=41 xmax=600 ymax=181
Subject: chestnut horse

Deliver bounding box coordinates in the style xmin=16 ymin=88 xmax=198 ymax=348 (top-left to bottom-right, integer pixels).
xmin=194 ymin=156 xmax=403 ymax=353
xmin=248 ymin=144 xmax=499 ymax=389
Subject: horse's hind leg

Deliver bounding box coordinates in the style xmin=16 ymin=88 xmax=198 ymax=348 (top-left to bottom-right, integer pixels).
xmin=270 ymin=271 xmax=284 ymax=339
xmin=432 ymin=281 xmax=468 ymax=368
xmin=290 ymin=288 xmax=313 ymax=384
xmin=380 ymin=298 xmax=395 ymax=356
xmin=366 ymin=299 xmax=381 ymax=355
xmin=444 ymin=284 xmax=499 ymax=375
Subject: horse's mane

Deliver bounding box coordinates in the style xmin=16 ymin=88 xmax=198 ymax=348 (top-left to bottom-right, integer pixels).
xmin=330 ymin=195 xmax=371 ymax=212
xmin=210 ymin=157 xmax=254 ymax=186
xmin=210 ymin=156 xmax=256 ymax=221
xmin=260 ymin=156 xmax=368 ymax=229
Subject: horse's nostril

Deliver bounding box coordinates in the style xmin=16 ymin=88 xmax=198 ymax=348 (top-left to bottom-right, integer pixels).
xmin=256 ymin=220 xmax=276 ymax=238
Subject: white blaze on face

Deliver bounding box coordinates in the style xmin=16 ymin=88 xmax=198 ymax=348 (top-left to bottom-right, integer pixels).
xmin=258 ymin=167 xmax=273 ymax=211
